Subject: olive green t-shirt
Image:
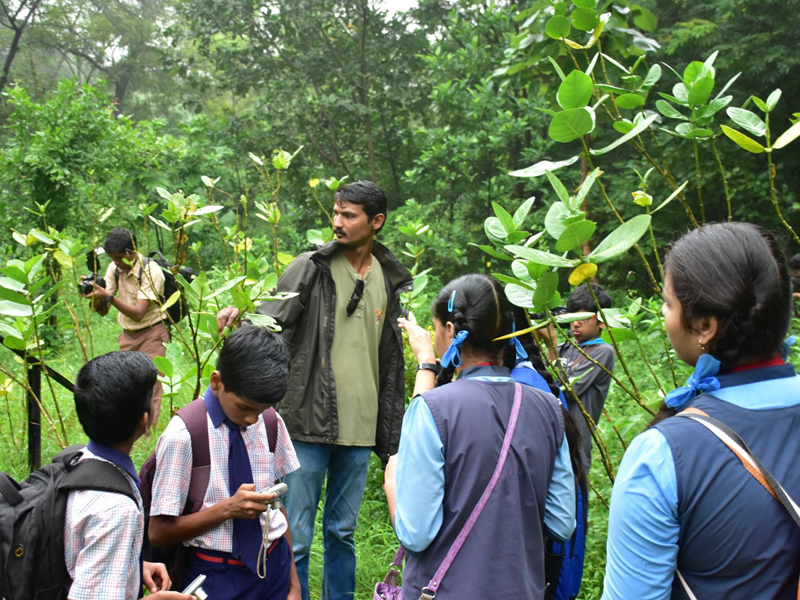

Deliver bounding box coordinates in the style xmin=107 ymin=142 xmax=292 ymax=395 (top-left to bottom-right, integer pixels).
xmin=329 ymin=251 xmax=387 ymax=446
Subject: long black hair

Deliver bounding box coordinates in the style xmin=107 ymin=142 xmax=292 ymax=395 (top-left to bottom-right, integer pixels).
xmin=651 ymin=222 xmax=792 ymax=425
xmin=432 ymin=274 xmax=516 ymax=386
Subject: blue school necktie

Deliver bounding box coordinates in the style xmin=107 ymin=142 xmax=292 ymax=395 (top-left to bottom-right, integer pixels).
xmin=225 ymin=417 xmax=262 ymax=572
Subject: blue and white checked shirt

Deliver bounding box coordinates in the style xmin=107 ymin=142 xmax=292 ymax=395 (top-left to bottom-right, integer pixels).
xmin=150 ymin=397 xmax=300 ymax=552
xmin=63 ymin=448 xmax=143 ymax=600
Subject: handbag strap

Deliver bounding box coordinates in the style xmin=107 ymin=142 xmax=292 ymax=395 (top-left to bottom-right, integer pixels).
xmin=419 ymin=383 xmax=523 ymax=600
xmin=676 ymin=407 xmax=800 ymax=600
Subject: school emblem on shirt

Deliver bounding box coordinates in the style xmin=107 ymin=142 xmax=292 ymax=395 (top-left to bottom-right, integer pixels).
xmin=375 ymin=308 xmax=383 ymax=325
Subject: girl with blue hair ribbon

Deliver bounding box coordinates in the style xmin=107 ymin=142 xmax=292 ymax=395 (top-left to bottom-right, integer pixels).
xmin=382 ymin=274 xmax=577 ymax=599
xmin=603 ymin=222 xmax=800 ymax=600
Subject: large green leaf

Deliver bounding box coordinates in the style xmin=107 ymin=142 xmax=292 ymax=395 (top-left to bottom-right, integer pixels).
xmin=656 ymin=100 xmax=687 ymax=120
xmin=571 ymin=0 xmax=596 ymax=7
xmin=632 ymin=5 xmax=657 ymax=31
xmin=766 ymin=89 xmax=782 ymax=112
xmin=0 ymin=300 xmax=33 ymax=317
xmin=509 ymin=156 xmax=579 ymax=178
xmin=652 ymin=181 xmax=689 ymax=213
xmin=571 ymin=7 xmax=599 ymax=31
xmin=590 ymin=114 xmax=658 ymax=155
xmin=153 ymin=355 xmax=174 ymax=378
xmin=484 ymin=216 xmax=507 ymax=242
xmin=674 ymin=123 xmax=713 ymax=138
xmin=688 ymin=75 xmax=714 ymax=107
xmin=545 ymin=202 xmax=571 ymax=239
xmin=556 ymin=220 xmax=596 ymax=252
xmin=513 ymin=197 xmax=536 ymax=229
xmin=683 ymin=61 xmax=711 ymax=86
xmin=545 ymin=15 xmax=571 ymax=39
xmin=642 ymin=64 xmax=662 ymax=89
xmin=601 ymin=327 xmax=637 ymax=343
xmin=588 ymin=215 xmax=652 ymax=263
xmin=772 ymin=120 xmax=800 ymax=150
xmin=575 ymin=168 xmax=602 ymax=205
xmin=721 ymin=125 xmax=765 ymax=153
xmin=546 ymin=170 xmax=570 ymax=204
xmin=615 ymin=94 xmax=645 ymax=110
xmin=469 ymin=244 xmax=513 ymax=261
xmin=505 ymin=283 xmax=534 ymax=308
xmin=726 ymin=107 xmax=766 ymax=137
xmin=506 ymin=245 xmax=579 ymax=268
xmin=557 ymin=71 xmax=594 ymax=109
xmin=492 ymin=202 xmax=516 ymax=235
xmin=532 ymin=271 xmax=559 ymax=310
xmin=205 ymin=276 xmax=247 ymax=300
xmin=549 ymin=108 xmax=595 ymax=143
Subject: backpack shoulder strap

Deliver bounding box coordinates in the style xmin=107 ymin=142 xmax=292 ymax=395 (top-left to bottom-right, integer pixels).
xmin=263 ymin=408 xmax=278 ymax=454
xmin=59 ymin=459 xmax=137 ymax=504
xmin=177 ymin=398 xmax=211 ymax=514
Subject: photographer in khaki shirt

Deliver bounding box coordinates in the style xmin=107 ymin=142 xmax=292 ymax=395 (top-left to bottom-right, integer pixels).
xmin=81 ymin=227 xmax=168 ymax=427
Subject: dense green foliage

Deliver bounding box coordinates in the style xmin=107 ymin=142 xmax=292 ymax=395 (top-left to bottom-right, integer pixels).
xmin=2 ymin=0 xmax=800 ymax=597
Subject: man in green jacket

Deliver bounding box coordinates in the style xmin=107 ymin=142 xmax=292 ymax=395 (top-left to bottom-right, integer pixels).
xmin=217 ymin=181 xmax=412 ymax=600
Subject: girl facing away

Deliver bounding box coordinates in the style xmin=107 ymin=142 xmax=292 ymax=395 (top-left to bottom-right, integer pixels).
xmin=383 ymin=274 xmax=577 ymax=599
xmin=603 ymin=222 xmax=800 ymax=599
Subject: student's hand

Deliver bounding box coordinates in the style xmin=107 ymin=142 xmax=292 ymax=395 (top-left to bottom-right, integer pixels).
xmin=142 ymin=561 xmax=171 ymax=593
xmin=383 ymin=454 xmax=398 ymax=492
xmin=79 ymin=278 xmax=111 ymax=300
xmin=216 ymin=306 xmax=241 ymax=333
xmin=398 ymin=317 xmax=435 ymax=363
xmin=140 ymin=593 xmax=193 ymax=600
xmin=286 ymin=583 xmax=302 ymax=600
xmin=225 ymin=483 xmax=273 ymax=519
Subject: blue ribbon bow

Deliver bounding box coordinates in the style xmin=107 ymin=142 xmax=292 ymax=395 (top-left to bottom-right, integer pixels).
xmin=781 ymin=335 xmax=796 ymax=360
xmin=441 ymin=330 xmax=469 ymax=369
xmin=664 ymin=353 xmax=721 ymax=410
xmin=510 ymin=322 xmax=528 ymax=360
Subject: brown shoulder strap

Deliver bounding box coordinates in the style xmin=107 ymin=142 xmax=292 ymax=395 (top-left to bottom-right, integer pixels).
xmin=177 ymin=398 xmax=210 ymax=514
xmin=263 ymin=408 xmax=278 ymax=454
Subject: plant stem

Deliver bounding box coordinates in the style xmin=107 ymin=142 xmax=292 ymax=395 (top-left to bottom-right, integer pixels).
xmin=693 ymin=140 xmax=706 ymax=222
xmin=580 ymin=139 xmax=662 ymax=294
xmin=588 ymin=480 xmax=610 ymax=511
xmin=635 ymin=333 xmax=664 ymax=395
xmin=603 ymin=407 xmax=627 ymax=451
xmin=535 ymin=332 xmax=615 ymax=483
xmin=765 ymin=114 xmax=800 ymax=247
xmin=710 ymin=137 xmax=732 ymax=221
xmin=586 ymin=283 xmax=655 ymax=416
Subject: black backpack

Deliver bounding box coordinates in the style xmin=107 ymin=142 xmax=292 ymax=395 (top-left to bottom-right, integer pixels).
xmin=115 ymin=251 xmax=197 ymax=325
xmin=0 ymin=446 xmax=136 ymax=600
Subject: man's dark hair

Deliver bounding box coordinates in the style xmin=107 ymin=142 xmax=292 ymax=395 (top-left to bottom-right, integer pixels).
xmin=335 ymin=180 xmax=388 ymax=233
xmin=789 ymin=253 xmax=800 ymax=273
xmin=216 ymin=325 xmax=291 ymax=405
xmin=567 ymin=283 xmax=612 ymax=313
xmin=104 ymin=227 xmax=137 ymax=254
xmin=74 ymin=351 xmax=157 ymax=445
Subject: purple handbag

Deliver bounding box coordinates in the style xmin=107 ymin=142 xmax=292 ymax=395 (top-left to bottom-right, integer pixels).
xmin=374 ymin=383 xmax=523 ymax=600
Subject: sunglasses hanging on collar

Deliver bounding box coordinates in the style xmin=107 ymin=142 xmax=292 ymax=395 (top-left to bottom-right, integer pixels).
xmin=346 ymin=278 xmax=366 ymax=317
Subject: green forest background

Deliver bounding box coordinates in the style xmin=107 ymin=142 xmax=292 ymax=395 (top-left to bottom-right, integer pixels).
xmin=2 ymin=0 xmax=800 ymax=598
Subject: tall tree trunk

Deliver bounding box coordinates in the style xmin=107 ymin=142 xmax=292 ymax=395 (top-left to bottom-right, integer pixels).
xmin=0 ymin=0 xmax=43 ymax=96
xmin=358 ymin=0 xmax=377 ymax=182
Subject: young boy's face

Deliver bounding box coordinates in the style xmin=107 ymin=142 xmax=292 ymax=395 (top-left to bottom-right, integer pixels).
xmin=210 ymin=372 xmax=270 ymax=428
xmin=570 ymin=315 xmax=603 ymax=344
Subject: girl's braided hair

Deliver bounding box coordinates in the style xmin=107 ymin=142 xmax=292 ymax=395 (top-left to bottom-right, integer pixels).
xmin=650 ymin=222 xmax=792 ymax=426
xmin=432 ymin=274 xmax=516 ymax=387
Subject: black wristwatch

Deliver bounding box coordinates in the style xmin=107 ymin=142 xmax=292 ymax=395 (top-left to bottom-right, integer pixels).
xmin=417 ymin=362 xmax=441 ymax=375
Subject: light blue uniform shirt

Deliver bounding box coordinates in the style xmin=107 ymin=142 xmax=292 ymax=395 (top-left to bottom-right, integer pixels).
xmin=394 ymin=365 xmax=576 ymax=552
xmin=602 ymin=369 xmax=800 ymax=600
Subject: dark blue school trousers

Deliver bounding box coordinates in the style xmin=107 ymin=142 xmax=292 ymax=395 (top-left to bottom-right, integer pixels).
xmin=184 ymin=536 xmax=291 ymax=600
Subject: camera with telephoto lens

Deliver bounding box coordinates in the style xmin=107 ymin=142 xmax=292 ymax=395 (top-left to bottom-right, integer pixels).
xmin=531 ymin=306 xmax=571 ymax=329
xmin=78 ymin=249 xmax=106 ymax=295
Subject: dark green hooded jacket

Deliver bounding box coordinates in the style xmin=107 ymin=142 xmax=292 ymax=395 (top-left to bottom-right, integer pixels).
xmin=257 ymin=240 xmax=413 ymax=464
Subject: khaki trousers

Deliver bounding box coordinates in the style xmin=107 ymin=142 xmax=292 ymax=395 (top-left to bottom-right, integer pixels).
xmin=118 ymin=321 xmax=169 ymax=427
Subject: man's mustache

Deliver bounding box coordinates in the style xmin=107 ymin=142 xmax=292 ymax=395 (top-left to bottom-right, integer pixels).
xmin=334 ymin=228 xmax=346 ymax=236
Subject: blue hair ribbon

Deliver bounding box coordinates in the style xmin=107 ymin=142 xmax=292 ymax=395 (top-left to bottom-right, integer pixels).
xmin=447 ymin=290 xmax=457 ymax=313
xmin=510 ymin=321 xmax=528 ymax=360
xmin=441 ymin=330 xmax=469 ymax=369
xmin=664 ymin=353 xmax=721 ymax=411
xmin=781 ymin=335 xmax=796 ymax=361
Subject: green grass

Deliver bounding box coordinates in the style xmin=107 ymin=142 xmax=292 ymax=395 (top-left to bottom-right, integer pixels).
xmin=4 ymin=317 xmax=798 ymax=599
